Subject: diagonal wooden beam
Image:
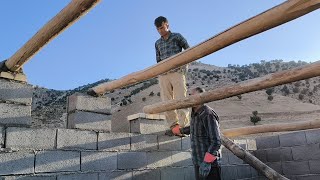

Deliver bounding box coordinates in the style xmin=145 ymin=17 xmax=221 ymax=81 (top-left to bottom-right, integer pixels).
xmin=5 ymin=0 xmax=101 ymax=72
xmin=90 ymin=0 xmax=320 ymax=95
xmin=222 ymin=134 xmax=289 ymax=179
xmin=223 ymin=119 xmax=320 ymax=137
xmin=143 ymin=61 xmax=320 ymax=114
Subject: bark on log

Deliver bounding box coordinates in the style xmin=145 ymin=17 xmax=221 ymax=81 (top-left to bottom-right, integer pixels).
xmin=143 ymin=61 xmax=320 ymax=114
xmin=221 ymin=134 xmax=289 ymax=180
xmin=5 ymin=0 xmax=100 ymax=71
xmin=223 ymin=120 xmax=320 ymax=137
xmin=91 ymin=0 xmax=320 ymax=95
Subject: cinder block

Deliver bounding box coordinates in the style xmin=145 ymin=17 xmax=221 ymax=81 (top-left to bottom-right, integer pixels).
xmin=130 ymin=134 xmax=158 ymax=151
xmin=129 ymin=118 xmax=167 ymax=134
xmin=81 ymin=151 xmax=117 ymax=171
xmin=0 ymin=126 xmax=4 ymax=147
xmin=158 ymin=135 xmax=181 ymax=151
xmin=309 ymin=160 xmax=320 ymax=174
xmin=266 ymin=148 xmax=281 ymax=162
xmin=67 ymin=93 xmax=111 ymax=114
xmin=305 ymin=129 xmax=320 ymax=144
xmin=98 ymin=132 xmax=130 ymax=151
xmin=57 ymin=129 xmax=97 ymax=150
xmin=236 ymin=165 xmax=252 ymax=179
xmin=57 ymin=173 xmax=99 ymax=180
xmin=228 ymin=152 xmax=244 ymax=165
xmin=266 ymin=162 xmax=282 ymax=174
xmin=0 ymin=151 xmax=34 ymax=175
xmin=221 ymin=165 xmax=237 ymax=180
xmin=6 ymin=127 xmax=56 ymax=149
xmin=99 ymin=171 xmax=132 ymax=180
xmin=118 ymin=152 xmax=147 ymax=169
xmin=282 ymin=161 xmax=310 ymax=175
xmin=184 ymin=166 xmax=195 ymax=180
xmin=256 ymin=135 xmax=280 ymax=149
xmin=147 ymin=151 xmax=172 ymax=168
xmin=171 ymin=151 xmax=193 ymax=167
xmin=67 ymin=111 xmax=111 ymax=131
xmin=292 ymin=143 xmax=320 ymax=161
xmin=234 ymin=139 xmax=247 ymax=150
xmin=220 ymin=152 xmax=229 ymax=165
xmin=247 ymin=139 xmax=257 ymax=150
xmin=279 ymin=131 xmax=307 ymax=147
xmin=133 ymin=169 xmax=160 ymax=180
xmin=2 ymin=175 xmax=56 ymax=180
xmin=0 ymin=103 xmax=31 ymax=126
xmin=160 ymin=167 xmax=185 ymax=180
xmin=280 ymin=147 xmax=293 ymax=161
xmin=35 ymin=150 xmax=80 ymax=173
xmin=251 ymin=166 xmax=259 ymax=177
xmin=254 ymin=149 xmax=267 ymax=162
xmin=0 ymin=79 xmax=33 ymax=105
xmin=182 ymin=137 xmax=191 ymax=151
xmin=295 ymin=174 xmax=320 ymax=180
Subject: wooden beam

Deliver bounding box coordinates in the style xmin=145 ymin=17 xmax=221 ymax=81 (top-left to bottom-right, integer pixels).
xmin=91 ymin=0 xmax=320 ymax=95
xmin=143 ymin=61 xmax=320 ymax=114
xmin=223 ymin=120 xmax=320 ymax=137
xmin=221 ymin=134 xmax=289 ymax=180
xmin=5 ymin=0 xmax=100 ymax=72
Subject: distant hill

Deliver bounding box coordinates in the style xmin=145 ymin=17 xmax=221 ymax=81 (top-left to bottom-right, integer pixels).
xmin=31 ymin=60 xmax=320 ymax=132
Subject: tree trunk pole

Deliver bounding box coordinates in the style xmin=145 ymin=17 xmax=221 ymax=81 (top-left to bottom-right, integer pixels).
xmin=5 ymin=0 xmax=100 ymax=71
xmin=221 ymin=134 xmax=289 ymax=180
xmin=143 ymin=61 xmax=320 ymax=114
xmin=223 ymin=120 xmax=320 ymax=137
xmin=91 ymin=0 xmax=320 ymax=95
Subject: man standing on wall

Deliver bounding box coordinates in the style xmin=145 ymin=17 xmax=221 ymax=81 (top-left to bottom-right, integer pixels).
xmin=154 ymin=16 xmax=190 ymax=133
xmin=169 ymin=87 xmax=222 ymax=180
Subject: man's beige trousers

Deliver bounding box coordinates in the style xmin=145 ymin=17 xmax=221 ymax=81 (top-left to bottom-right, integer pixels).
xmin=158 ymin=72 xmax=190 ymax=127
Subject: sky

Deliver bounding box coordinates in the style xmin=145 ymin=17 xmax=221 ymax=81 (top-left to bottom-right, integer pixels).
xmin=0 ymin=1 xmax=319 ymax=90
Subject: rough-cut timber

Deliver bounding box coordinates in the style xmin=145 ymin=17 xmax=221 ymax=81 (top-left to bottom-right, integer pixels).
xmin=223 ymin=119 xmax=320 ymax=137
xmin=91 ymin=0 xmax=320 ymax=95
xmin=143 ymin=61 xmax=320 ymax=114
xmin=221 ymin=134 xmax=289 ymax=180
xmin=5 ymin=0 xmax=100 ymax=71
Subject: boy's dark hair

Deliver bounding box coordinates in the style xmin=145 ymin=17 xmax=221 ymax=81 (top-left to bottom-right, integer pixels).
xmin=194 ymin=87 xmax=205 ymax=93
xmin=154 ymin=16 xmax=168 ymax=28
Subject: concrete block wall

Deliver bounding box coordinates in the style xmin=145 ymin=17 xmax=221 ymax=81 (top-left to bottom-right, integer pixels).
xmin=66 ymin=93 xmax=112 ymax=131
xmin=253 ymin=128 xmax=320 ymax=180
xmin=0 ymin=79 xmax=32 ymax=126
xmin=0 ymin=126 xmax=194 ymax=179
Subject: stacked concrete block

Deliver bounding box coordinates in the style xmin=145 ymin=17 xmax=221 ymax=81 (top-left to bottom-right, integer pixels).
xmin=0 ymin=126 xmax=3 ymax=148
xmin=0 ymin=79 xmax=32 ymax=126
xmin=128 ymin=113 xmax=167 ymax=134
xmin=0 ymin=151 xmax=35 ymax=175
xmin=57 ymin=129 xmax=97 ymax=150
xmin=67 ymin=93 xmax=111 ymax=131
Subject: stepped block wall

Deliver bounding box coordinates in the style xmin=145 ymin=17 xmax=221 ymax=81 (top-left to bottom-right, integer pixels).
xmin=0 ymin=79 xmax=32 ymax=127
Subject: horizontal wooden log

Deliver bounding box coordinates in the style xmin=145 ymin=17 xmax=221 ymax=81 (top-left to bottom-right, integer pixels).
xmin=222 ymin=134 xmax=289 ymax=180
xmin=5 ymin=0 xmax=100 ymax=71
xmin=91 ymin=0 xmax=320 ymax=95
xmin=223 ymin=119 xmax=320 ymax=137
xmin=143 ymin=61 xmax=320 ymax=114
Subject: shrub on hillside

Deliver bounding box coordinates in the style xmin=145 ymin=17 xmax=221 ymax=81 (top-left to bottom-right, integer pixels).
xmin=268 ymin=95 xmax=273 ymax=101
xmin=250 ymin=111 xmax=261 ymax=125
xmin=266 ymin=88 xmax=274 ymax=95
xmin=237 ymin=95 xmax=242 ymax=100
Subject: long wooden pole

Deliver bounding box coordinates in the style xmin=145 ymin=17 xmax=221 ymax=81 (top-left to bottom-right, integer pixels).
xmin=5 ymin=0 xmax=100 ymax=72
xmin=91 ymin=0 xmax=320 ymax=95
xmin=143 ymin=61 xmax=320 ymax=114
xmin=221 ymin=134 xmax=289 ymax=180
xmin=223 ymin=120 xmax=320 ymax=137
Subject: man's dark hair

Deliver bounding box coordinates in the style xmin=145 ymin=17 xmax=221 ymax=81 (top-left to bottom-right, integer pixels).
xmin=154 ymin=16 xmax=168 ymax=28
xmin=194 ymin=87 xmax=205 ymax=93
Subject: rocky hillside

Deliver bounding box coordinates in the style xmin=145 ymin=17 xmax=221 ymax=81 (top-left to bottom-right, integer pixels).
xmin=31 ymin=60 xmax=320 ymax=129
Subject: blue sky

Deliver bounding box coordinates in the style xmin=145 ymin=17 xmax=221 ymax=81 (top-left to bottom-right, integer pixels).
xmin=1 ymin=1 xmax=319 ymax=90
